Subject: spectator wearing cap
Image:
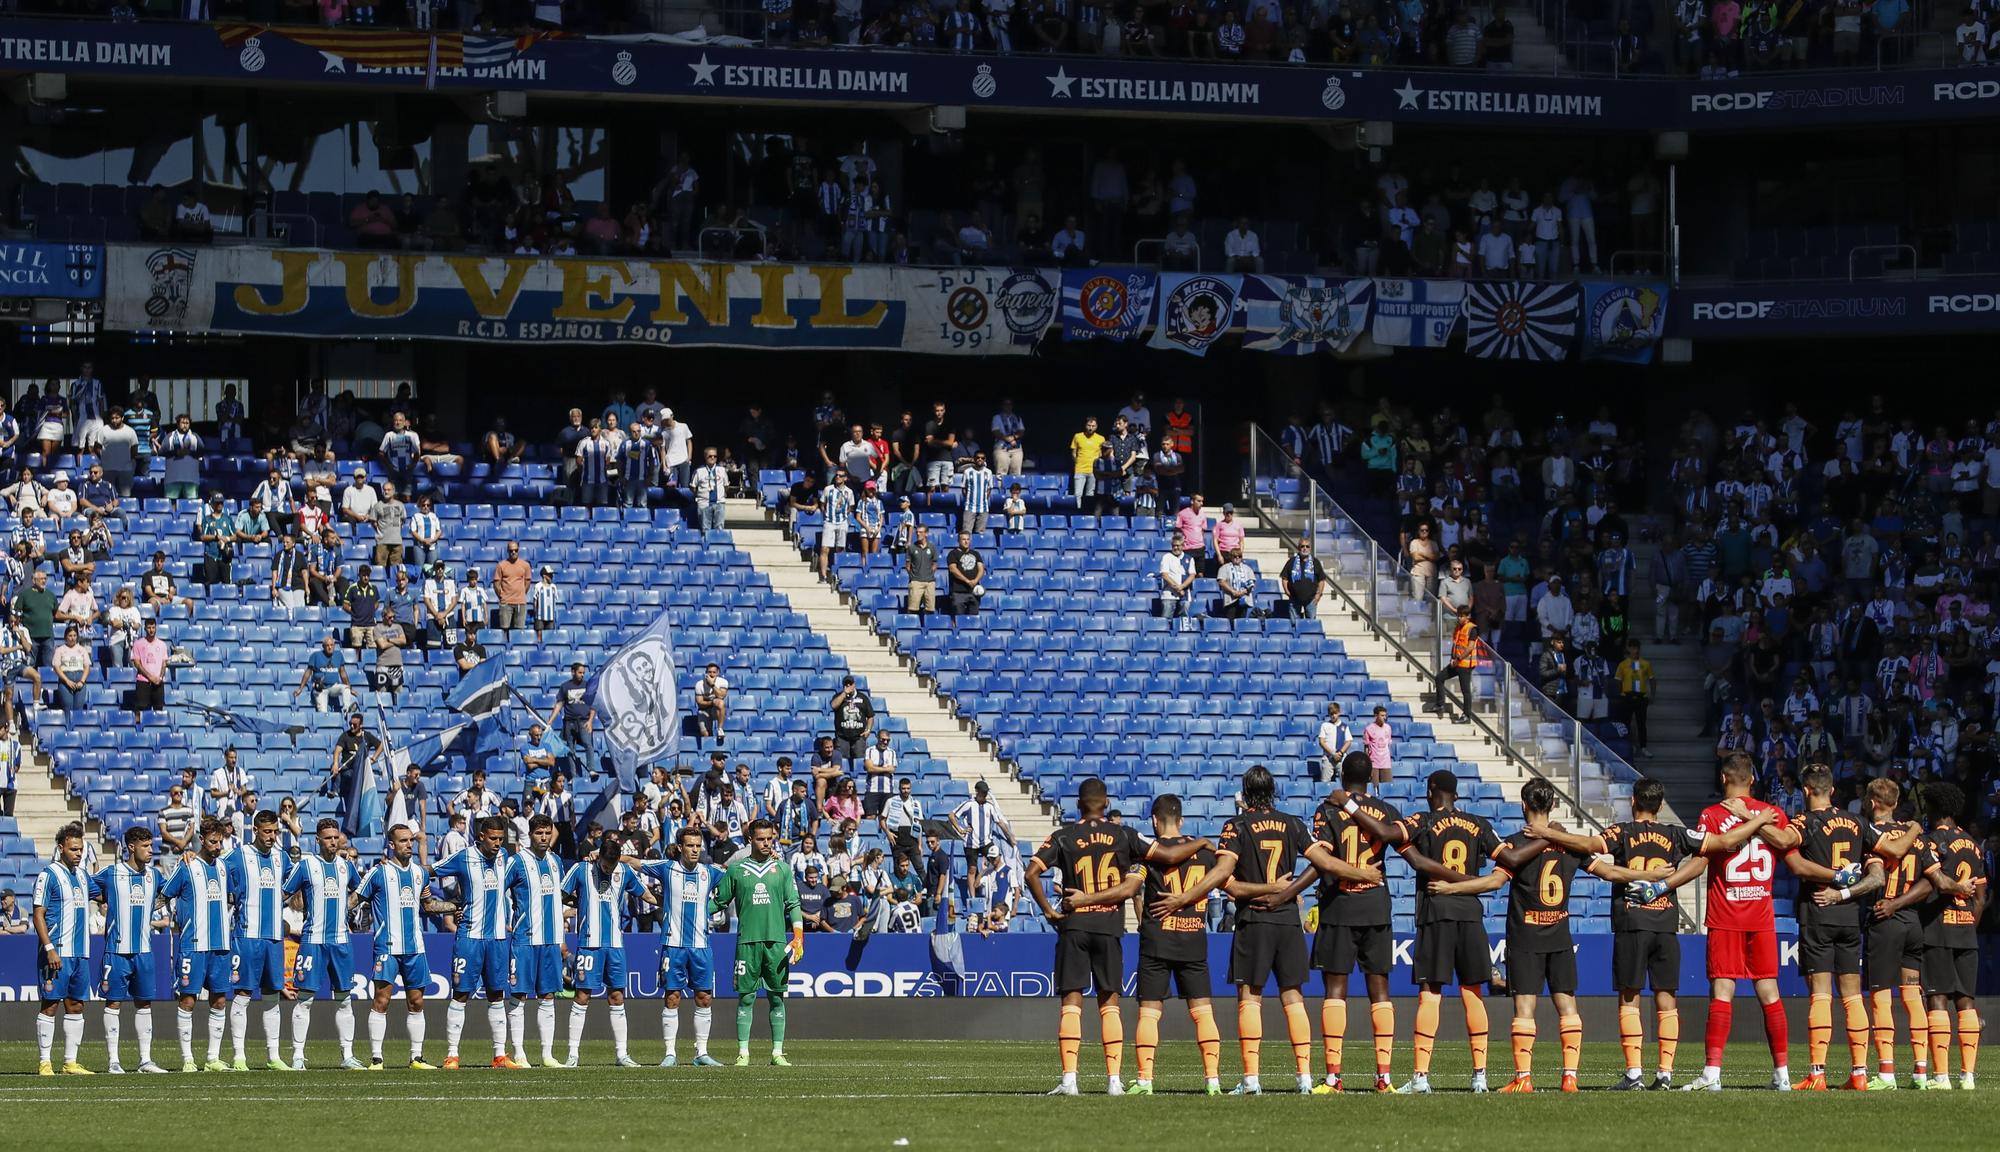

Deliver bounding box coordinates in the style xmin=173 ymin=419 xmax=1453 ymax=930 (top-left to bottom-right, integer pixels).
xmin=1214 ymin=501 xmax=1246 ymax=559
xmin=491 ymin=541 xmax=531 ymax=635
xmin=659 ymin=408 xmax=694 ymax=488
xmin=530 ymin=566 xmax=562 ymax=645
xmin=160 ymin=413 xmax=202 ymax=502
xmin=341 ymin=565 xmax=380 ymax=651
xmin=42 ymin=472 xmax=75 ymax=521
xmin=960 ymin=451 xmax=996 ymax=535
xmin=1214 ymin=550 xmax=1257 ymax=621
xmin=551 ymin=660 xmax=594 ymax=777
xmin=694 ymin=661 xmax=730 ymax=743
xmin=339 ymin=467 xmax=378 ymax=526
xmin=197 ymin=492 xmax=234 ymax=586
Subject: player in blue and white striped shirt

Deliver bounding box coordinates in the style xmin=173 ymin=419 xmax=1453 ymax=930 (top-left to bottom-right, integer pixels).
xmin=639 ymin=827 xmax=726 ymax=1067
xmin=561 ymin=836 xmax=651 ymax=1068
xmin=33 ymin=822 xmax=93 ymax=1075
xmin=432 ymin=816 xmax=519 ymax=1068
xmin=358 ymin=823 xmax=435 ymax=1070
xmin=160 ymin=816 xmax=242 ymax=1072
xmin=229 ymin=810 xmax=291 ymax=1070
xmin=506 ymin=814 xmax=567 ymax=1067
xmin=284 ymin=818 xmax=364 ymax=1070
xmin=93 ymin=826 xmax=168 ymax=1074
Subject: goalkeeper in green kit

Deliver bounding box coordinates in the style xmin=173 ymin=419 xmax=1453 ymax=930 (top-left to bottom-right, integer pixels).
xmin=711 ymin=819 xmax=806 ymax=1066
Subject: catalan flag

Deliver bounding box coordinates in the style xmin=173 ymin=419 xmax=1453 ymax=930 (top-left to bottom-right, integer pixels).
xmin=216 ymin=24 xmax=464 ymax=69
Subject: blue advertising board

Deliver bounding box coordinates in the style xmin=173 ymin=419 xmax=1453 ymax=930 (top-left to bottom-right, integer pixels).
xmin=5 ymin=17 xmax=2000 ymax=131
xmin=0 ymin=241 xmax=101 ymax=300
xmin=1675 ymin=278 xmax=2000 ymax=340
xmin=9 ymin=930 xmax=1986 ymax=1001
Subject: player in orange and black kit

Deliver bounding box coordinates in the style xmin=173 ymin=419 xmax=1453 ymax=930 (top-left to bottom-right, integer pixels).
xmin=1306 ymin=750 xmax=1402 ymax=1093
xmin=1342 ymin=768 xmax=1535 ymax=1095
xmin=1914 ymin=782 xmax=1986 ymax=1091
xmin=1025 ymin=776 xmax=1209 ymax=1097
xmin=1125 ymin=793 xmax=1223 ymax=1096
xmin=1216 ymin=765 xmax=1318 ymax=1096
xmin=1530 ymin=775 xmax=1697 ymax=1089
xmin=1859 ymin=776 xmax=1937 ymax=1089
xmin=1429 ymin=778 xmax=1591 ymax=1094
xmin=1780 ymin=764 xmax=1890 ymax=1091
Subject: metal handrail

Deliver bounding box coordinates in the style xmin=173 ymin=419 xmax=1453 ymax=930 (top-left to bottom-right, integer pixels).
xmin=1243 ymin=424 xmax=1697 ymax=932
xmin=1608 ymin=248 xmax=1663 ymax=275
xmin=1874 ymin=30 xmax=1950 ymax=69
xmin=1846 ymin=243 xmax=1917 ymax=281
xmin=1131 ymin=237 xmax=1201 ymax=270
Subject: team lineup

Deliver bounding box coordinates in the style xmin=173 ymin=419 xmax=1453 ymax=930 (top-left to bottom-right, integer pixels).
xmin=22 ymin=751 xmax=1989 ymax=1095
xmin=30 ymin=815 xmax=802 ymax=1075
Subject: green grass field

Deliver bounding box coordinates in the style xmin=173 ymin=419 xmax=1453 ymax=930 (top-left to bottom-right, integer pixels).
xmin=3 ymin=1039 xmax=1994 ymax=1150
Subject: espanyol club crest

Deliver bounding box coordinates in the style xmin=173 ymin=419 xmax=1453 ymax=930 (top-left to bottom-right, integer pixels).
xmin=1160 ymin=276 xmax=1233 ymax=353
xmin=994 ymin=269 xmax=1055 ymax=341
xmin=1320 ymin=76 xmax=1346 ymax=111
xmin=1277 ymin=283 xmax=1353 ymax=347
xmin=972 ymin=63 xmax=997 ymax=99
xmin=143 ymin=247 xmax=196 ymax=325
xmin=1588 ymin=284 xmax=1663 ymax=353
xmin=612 ymin=50 xmax=638 ymax=87
xmin=239 ymin=36 xmax=266 ymax=73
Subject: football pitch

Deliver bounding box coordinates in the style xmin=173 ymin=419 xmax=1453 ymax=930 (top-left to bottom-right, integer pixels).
xmin=1 ymin=1039 xmax=1993 ymax=1150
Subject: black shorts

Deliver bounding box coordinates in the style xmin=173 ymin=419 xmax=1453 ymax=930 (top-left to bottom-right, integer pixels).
xmin=1923 ymin=945 xmax=1978 ymax=999
xmin=1798 ymin=920 xmax=1863 ymax=977
xmin=862 ymin=792 xmax=887 ymax=817
xmin=1865 ymin=916 xmax=1926 ymax=989
xmin=1136 ymin=951 xmax=1211 ymax=1001
xmin=129 ymin=680 xmax=165 ymax=712
xmin=1413 ymin=920 xmax=1491 ymax=988
xmin=1508 ymin=942 xmax=1578 ymax=996
xmin=1055 ymin=931 xmax=1123 ymax=995
xmin=834 ymin=734 xmax=868 ymax=761
xmin=1612 ymin=929 xmax=1680 ymax=993
xmin=1228 ymin=920 xmax=1309 ymax=992
xmin=1314 ymin=922 xmax=1393 ymax=977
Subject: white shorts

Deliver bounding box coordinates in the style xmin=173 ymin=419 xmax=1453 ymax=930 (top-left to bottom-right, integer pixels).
xmin=822 ymin=523 xmax=850 ymax=549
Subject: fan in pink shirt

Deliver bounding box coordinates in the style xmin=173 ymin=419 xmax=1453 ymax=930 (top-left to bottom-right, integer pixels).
xmin=1361 ymin=705 xmax=1394 ymax=783
xmin=1213 ymin=503 xmax=1245 ymax=557
xmin=1174 ymin=493 xmax=1209 ymax=552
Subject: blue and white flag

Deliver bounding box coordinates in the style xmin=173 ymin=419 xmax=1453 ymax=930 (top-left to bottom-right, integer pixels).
xmin=1369 ymin=278 xmax=1466 ymax=348
xmin=1060 ymin=267 xmax=1156 ymax=342
xmin=586 ymin=606 xmax=681 ymax=766
xmin=181 ymin=701 xmax=305 ymax=742
xmin=1581 ymin=280 xmax=1668 ymax=364
xmin=447 ymin=657 xmax=510 ymax=720
xmin=386 ymin=720 xmax=474 ymax=776
xmin=1240 ymin=275 xmax=1373 ymax=355
xmin=1463 ymin=281 xmax=1581 ymax=361
xmin=1146 ymin=272 xmax=1240 ymax=356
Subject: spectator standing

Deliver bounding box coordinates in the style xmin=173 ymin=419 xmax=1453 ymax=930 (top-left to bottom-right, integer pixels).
xmin=861 ymin=729 xmax=897 ymax=822
xmin=372 ymin=483 xmax=407 ymax=573
xmin=1361 ymin=704 xmax=1393 ymax=783
xmin=660 ymin=410 xmax=694 ymax=488
xmin=1282 ymin=538 xmax=1327 ymax=619
xmin=492 ymin=543 xmax=531 ymax=635
xmin=1316 ymin=702 xmax=1354 ymax=783
xmin=882 ymin=777 xmax=924 ymax=871
xmin=1530 ymin=193 xmax=1563 ymax=280
xmin=961 ymin=454 xmax=996 ymax=535
xmin=945 ymin=530 xmax=985 ymax=616
xmin=51 ymin=626 xmax=89 ymax=712
xmin=159 ymin=416 xmax=202 ymax=502
xmin=905 ymin=526 xmax=937 ymax=621
xmin=831 ymin=676 xmax=875 ymax=768
xmin=691 ymin=448 xmax=729 ymax=535
xmin=1616 ymin=639 xmax=1655 ymax=758
xmin=13 ymin=569 xmax=56 ymax=669
xmin=990 ymin=400 xmax=1025 ymax=477
xmin=1158 ymin=534 xmax=1197 ymax=619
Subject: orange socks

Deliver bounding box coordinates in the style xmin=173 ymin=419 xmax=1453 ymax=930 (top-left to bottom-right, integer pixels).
xmin=1959 ymin=1009 xmax=1981 ymax=1076
xmin=1807 ymin=993 xmax=1833 ymax=1070
xmin=1321 ymin=999 xmax=1346 ymax=1077
xmin=1237 ymin=1000 xmax=1262 ymax=1080
xmin=1559 ymin=1014 xmax=1582 ymax=1076
xmin=1511 ymin=1017 xmax=1537 ymax=1077
xmin=1900 ymin=985 xmax=1929 ymax=1075
xmin=1658 ymin=1008 xmax=1679 ymax=1075
xmin=1871 ymin=988 xmax=1896 ymax=1072
xmin=1134 ymin=1004 xmax=1161 ymax=1083
xmin=1841 ymin=995 xmax=1868 ymax=1073
xmin=1284 ymin=1001 xmax=1313 ymax=1076
xmin=1928 ymin=1009 xmax=1951 ymax=1079
xmin=1099 ymin=1004 xmax=1123 ymax=1079
xmin=1370 ymin=1000 xmax=1396 ymax=1078
xmin=1190 ymin=1003 xmax=1221 ymax=1081
xmin=1058 ymin=1004 xmax=1082 ymax=1075
xmin=1412 ymin=991 xmax=1441 ymax=1076
xmin=1618 ymin=1003 xmax=1643 ymax=1071
xmin=1462 ymin=987 xmax=1490 ymax=1071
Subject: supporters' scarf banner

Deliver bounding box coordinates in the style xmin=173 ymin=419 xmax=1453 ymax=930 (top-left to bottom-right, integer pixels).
xmin=20 ymin=17 xmax=2000 ymax=131
xmin=1060 ymin=267 xmax=1157 ymax=343
xmin=5 ymin=931 xmax=1956 ymax=999
xmin=1462 ymin=280 xmax=1581 ymax=360
xmin=1146 ymin=272 xmax=1240 ymax=356
xmin=1369 ymin=277 xmax=1466 ymax=348
xmin=0 ymin=241 xmax=101 ymax=300
xmin=1581 ymin=280 xmax=1668 ymax=363
xmin=898 ymin=266 xmax=1055 ymax=355
xmin=1240 ymin=274 xmax=1372 ymax=355
xmin=585 ymin=606 xmax=681 ymax=766
xmin=104 ymin=245 xmax=908 ymax=349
